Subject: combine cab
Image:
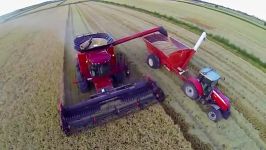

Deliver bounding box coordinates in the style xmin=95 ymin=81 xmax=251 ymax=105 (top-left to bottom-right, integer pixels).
xmin=143 ymin=31 xmax=231 ymax=121
xmin=59 ymin=27 xmax=167 ymax=135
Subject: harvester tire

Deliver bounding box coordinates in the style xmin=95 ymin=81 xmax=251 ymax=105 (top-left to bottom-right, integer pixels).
xmin=147 ymin=54 xmax=160 ymax=69
xmin=113 ymin=72 xmax=125 ymax=84
xmin=183 ymin=82 xmax=199 ymax=100
xmin=76 ymin=69 xmax=89 ymax=93
xmin=208 ymin=108 xmax=222 ymax=122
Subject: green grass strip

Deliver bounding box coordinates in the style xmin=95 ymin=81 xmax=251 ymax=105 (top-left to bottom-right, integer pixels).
xmin=98 ymin=0 xmax=266 ymax=73
xmin=177 ymin=0 xmax=266 ymax=30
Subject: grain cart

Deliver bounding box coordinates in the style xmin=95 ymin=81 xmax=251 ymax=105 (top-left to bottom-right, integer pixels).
xmin=58 ymin=27 xmax=167 ymax=135
xmin=143 ymin=31 xmax=231 ymax=121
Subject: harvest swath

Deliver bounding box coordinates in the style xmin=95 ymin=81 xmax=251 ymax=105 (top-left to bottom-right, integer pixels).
xmin=0 ymin=0 xmax=265 ymax=149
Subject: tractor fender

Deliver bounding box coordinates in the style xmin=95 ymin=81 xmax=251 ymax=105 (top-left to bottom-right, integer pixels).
xmin=186 ymin=77 xmax=203 ymax=97
xmin=210 ymin=104 xmax=220 ymax=110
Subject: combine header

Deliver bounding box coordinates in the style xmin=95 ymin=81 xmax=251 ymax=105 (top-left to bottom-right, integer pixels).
xmin=59 ymin=27 xmax=166 ymax=135
xmin=143 ymin=30 xmax=231 ymax=121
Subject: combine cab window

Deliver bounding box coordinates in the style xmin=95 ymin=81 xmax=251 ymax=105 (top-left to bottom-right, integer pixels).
xmin=90 ymin=63 xmax=110 ymax=77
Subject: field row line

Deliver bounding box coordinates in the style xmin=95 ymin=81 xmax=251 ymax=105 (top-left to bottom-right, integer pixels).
xmin=93 ymin=2 xmax=266 ymax=145
xmin=176 ymin=0 xmax=266 ymax=30
xmin=98 ymin=0 xmax=266 ymax=74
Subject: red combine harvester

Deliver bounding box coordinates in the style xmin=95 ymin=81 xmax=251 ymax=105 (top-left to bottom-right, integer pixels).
xmin=58 ymin=27 xmax=167 ymax=135
xmin=143 ymin=31 xmax=231 ymax=121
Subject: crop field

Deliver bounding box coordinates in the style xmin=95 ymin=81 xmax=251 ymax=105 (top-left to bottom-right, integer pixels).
xmin=105 ymin=0 xmax=266 ymax=63
xmin=181 ymin=0 xmax=266 ymax=29
xmin=0 ymin=0 xmax=266 ymax=149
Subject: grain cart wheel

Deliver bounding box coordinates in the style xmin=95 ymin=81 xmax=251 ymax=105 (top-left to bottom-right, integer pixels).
xmin=76 ymin=69 xmax=89 ymax=93
xmin=182 ymin=82 xmax=199 ymax=100
xmin=147 ymin=54 xmax=160 ymax=69
xmin=222 ymin=109 xmax=231 ymax=119
xmin=208 ymin=108 xmax=222 ymax=122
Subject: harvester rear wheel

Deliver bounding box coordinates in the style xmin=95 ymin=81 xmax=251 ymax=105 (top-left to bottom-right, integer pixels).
xmin=183 ymin=82 xmax=199 ymax=100
xmin=208 ymin=108 xmax=222 ymax=122
xmin=147 ymin=54 xmax=160 ymax=69
xmin=76 ymin=69 xmax=89 ymax=93
xmin=113 ymin=52 xmax=128 ymax=85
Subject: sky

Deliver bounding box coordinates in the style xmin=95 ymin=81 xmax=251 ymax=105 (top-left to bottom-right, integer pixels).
xmin=0 ymin=0 xmax=265 ymax=21
xmin=0 ymin=0 xmax=49 ymax=16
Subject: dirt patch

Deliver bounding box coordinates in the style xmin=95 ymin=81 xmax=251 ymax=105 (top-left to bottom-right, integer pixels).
xmin=182 ymin=17 xmax=215 ymax=30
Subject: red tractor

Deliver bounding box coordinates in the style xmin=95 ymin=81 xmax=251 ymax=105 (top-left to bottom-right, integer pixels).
xmin=58 ymin=27 xmax=167 ymax=135
xmin=143 ymin=31 xmax=231 ymax=121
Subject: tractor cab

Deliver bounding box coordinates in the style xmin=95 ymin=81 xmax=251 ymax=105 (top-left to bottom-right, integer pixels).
xmin=198 ymin=67 xmax=220 ymax=97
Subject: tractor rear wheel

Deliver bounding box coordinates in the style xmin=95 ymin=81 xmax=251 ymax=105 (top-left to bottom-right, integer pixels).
xmin=76 ymin=69 xmax=89 ymax=93
xmin=183 ymin=82 xmax=199 ymax=100
xmin=147 ymin=54 xmax=160 ymax=69
xmin=208 ymin=108 xmax=222 ymax=122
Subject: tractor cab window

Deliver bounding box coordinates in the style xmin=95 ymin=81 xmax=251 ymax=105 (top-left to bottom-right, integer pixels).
xmin=198 ymin=74 xmax=218 ymax=96
xmin=90 ymin=63 xmax=110 ymax=77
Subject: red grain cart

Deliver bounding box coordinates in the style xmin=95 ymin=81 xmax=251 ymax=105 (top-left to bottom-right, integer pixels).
xmin=143 ymin=31 xmax=231 ymax=121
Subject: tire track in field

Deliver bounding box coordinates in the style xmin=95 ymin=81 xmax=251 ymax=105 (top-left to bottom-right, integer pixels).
xmin=80 ymin=2 xmax=264 ymax=149
xmin=89 ymin=2 xmax=266 ymax=144
xmin=79 ymin=3 xmax=225 ymax=149
xmin=98 ymin=2 xmax=266 ymax=100
xmin=78 ymin=4 xmax=211 ymax=149
xmin=61 ymin=3 xmax=193 ymax=149
xmin=63 ymin=4 xmax=94 ymax=106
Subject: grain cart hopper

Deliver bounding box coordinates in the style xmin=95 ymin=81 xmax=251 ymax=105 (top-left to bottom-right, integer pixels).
xmin=143 ymin=31 xmax=231 ymax=121
xmin=58 ymin=27 xmax=166 ymax=135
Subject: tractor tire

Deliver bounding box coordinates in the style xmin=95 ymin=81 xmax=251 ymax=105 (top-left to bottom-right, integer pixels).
xmin=182 ymin=82 xmax=199 ymax=100
xmin=208 ymin=108 xmax=222 ymax=122
xmin=147 ymin=54 xmax=160 ymax=69
xmin=222 ymin=109 xmax=231 ymax=119
xmin=76 ymin=69 xmax=89 ymax=93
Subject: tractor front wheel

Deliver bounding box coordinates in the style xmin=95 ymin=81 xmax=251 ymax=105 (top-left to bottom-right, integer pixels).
xmin=147 ymin=54 xmax=160 ymax=69
xmin=183 ymin=82 xmax=199 ymax=100
xmin=208 ymin=108 xmax=222 ymax=122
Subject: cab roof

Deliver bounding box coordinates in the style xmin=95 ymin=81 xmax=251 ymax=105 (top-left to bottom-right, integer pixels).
xmin=200 ymin=67 xmax=220 ymax=81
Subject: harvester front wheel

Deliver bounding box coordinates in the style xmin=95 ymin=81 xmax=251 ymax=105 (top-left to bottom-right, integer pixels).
xmin=208 ymin=108 xmax=222 ymax=122
xmin=147 ymin=54 xmax=160 ymax=69
xmin=183 ymin=82 xmax=199 ymax=100
xmin=113 ymin=72 xmax=125 ymax=85
xmin=76 ymin=69 xmax=89 ymax=93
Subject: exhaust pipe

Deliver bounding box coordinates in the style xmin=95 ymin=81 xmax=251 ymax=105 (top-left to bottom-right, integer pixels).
xmin=193 ymin=32 xmax=207 ymax=51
